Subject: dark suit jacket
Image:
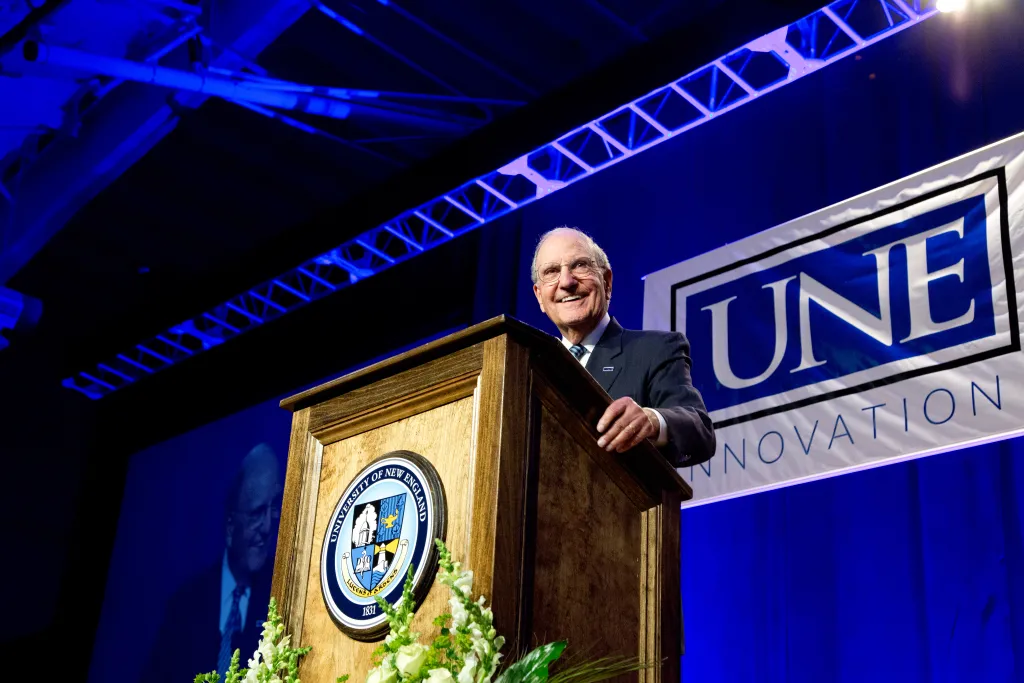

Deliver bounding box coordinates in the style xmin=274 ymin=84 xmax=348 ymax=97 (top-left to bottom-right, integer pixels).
xmin=142 ymin=560 xmax=272 ymax=683
xmin=586 ymin=317 xmax=715 ymax=467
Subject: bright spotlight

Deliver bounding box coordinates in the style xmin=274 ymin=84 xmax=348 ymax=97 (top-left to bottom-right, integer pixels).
xmin=936 ymin=0 xmax=966 ymax=12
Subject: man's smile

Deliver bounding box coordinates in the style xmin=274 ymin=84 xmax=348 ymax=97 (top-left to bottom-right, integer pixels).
xmin=558 ymin=294 xmax=585 ymax=303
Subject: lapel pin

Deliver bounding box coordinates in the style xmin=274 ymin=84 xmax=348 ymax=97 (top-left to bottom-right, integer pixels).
xmin=603 ymin=366 xmax=614 ymax=372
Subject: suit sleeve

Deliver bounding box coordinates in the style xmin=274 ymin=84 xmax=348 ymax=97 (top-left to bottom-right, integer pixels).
xmin=646 ymin=332 xmax=716 ymax=467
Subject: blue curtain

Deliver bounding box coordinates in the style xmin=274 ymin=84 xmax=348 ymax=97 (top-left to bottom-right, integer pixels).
xmin=680 ymin=439 xmax=1024 ymax=682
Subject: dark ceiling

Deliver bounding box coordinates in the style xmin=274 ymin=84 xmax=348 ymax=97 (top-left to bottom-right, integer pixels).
xmin=2 ymin=0 xmax=828 ymax=385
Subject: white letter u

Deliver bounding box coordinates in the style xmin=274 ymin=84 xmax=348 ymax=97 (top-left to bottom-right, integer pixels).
xmin=701 ymin=276 xmax=794 ymax=390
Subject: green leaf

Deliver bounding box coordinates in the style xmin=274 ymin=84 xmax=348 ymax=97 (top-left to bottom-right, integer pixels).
xmin=495 ymin=641 xmax=567 ymax=683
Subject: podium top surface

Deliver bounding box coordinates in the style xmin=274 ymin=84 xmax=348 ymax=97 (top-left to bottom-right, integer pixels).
xmin=281 ymin=316 xmax=550 ymax=411
xmin=281 ymin=315 xmax=692 ymax=499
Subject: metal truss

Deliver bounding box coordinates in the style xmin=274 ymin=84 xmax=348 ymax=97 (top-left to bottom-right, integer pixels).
xmin=64 ymin=0 xmax=940 ymax=399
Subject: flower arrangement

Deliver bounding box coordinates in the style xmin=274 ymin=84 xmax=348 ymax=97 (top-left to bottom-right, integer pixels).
xmin=196 ymin=540 xmax=646 ymax=683
xmin=193 ymin=598 xmax=312 ymax=683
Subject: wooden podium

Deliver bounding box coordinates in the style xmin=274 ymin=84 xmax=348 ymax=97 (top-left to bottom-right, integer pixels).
xmin=273 ymin=316 xmax=692 ymax=683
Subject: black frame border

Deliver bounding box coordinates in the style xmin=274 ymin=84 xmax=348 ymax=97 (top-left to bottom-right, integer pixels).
xmin=667 ymin=168 xmax=1018 ymax=429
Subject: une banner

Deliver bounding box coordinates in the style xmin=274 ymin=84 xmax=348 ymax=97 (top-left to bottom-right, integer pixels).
xmin=644 ymin=132 xmax=1024 ymax=507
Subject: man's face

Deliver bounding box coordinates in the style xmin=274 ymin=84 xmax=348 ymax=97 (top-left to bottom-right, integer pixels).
xmin=533 ymin=231 xmax=612 ymax=336
xmin=227 ymin=466 xmax=282 ymax=580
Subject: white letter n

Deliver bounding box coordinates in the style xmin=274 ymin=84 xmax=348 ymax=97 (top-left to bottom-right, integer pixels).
xmin=793 ymin=248 xmax=893 ymax=373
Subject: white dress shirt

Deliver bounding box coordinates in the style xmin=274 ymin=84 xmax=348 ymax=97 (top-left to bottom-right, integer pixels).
xmin=561 ymin=313 xmax=668 ymax=446
xmin=220 ymin=551 xmax=251 ymax=635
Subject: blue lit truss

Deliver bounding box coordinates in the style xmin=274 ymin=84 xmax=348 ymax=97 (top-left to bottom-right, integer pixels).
xmin=64 ymin=0 xmax=939 ymax=399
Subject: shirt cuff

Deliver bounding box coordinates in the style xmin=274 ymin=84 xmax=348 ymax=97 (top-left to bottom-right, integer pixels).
xmin=652 ymin=409 xmax=668 ymax=447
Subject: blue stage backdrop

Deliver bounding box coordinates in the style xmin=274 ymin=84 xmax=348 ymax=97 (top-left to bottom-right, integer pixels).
xmin=484 ymin=5 xmax=1024 ymax=682
xmin=87 ymin=399 xmax=291 ymax=683
xmin=91 ymin=5 xmax=1024 ymax=682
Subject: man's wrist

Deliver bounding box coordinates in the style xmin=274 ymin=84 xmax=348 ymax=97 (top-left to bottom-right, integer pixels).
xmin=642 ymin=408 xmax=659 ymax=434
xmin=643 ymin=408 xmax=669 ymax=446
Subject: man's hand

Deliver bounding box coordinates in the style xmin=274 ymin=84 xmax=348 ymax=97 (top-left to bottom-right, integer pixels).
xmin=596 ymin=397 xmax=660 ymax=453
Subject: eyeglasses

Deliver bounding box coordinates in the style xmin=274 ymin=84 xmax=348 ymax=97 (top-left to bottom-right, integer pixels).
xmin=537 ymin=257 xmax=600 ymax=285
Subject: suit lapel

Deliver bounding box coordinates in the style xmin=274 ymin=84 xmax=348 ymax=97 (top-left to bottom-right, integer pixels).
xmin=588 ymin=317 xmax=623 ymax=393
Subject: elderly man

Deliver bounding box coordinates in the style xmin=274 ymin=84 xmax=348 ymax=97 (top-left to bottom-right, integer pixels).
xmin=532 ymin=227 xmax=715 ymax=466
xmin=144 ymin=443 xmax=283 ymax=683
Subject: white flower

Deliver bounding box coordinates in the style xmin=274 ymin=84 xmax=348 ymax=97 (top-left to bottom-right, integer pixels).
xmin=454 ymin=570 xmax=474 ymax=594
xmin=395 ymin=643 xmax=429 ymax=677
xmin=449 ymin=596 xmax=469 ymax=628
xmin=427 ymin=669 xmax=456 ymax=683
xmin=367 ymin=662 xmax=398 ymax=683
xmin=258 ymin=639 xmax=277 ymax=666
xmin=457 ymin=654 xmax=479 ymax=683
xmin=247 ymin=645 xmax=271 ymax=677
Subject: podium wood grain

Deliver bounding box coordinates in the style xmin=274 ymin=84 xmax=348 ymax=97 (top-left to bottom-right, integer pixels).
xmin=300 ymin=397 xmax=475 ymax=683
xmin=273 ymin=318 xmax=691 ymax=683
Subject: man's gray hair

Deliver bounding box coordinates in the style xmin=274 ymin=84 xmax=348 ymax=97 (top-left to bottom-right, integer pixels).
xmin=530 ymin=226 xmax=611 ymax=284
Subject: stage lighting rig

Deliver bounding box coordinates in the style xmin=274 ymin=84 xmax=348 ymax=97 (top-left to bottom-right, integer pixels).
xmin=0 ymin=286 xmax=42 ymax=352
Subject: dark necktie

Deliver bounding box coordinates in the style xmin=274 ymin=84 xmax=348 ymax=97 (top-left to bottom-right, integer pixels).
xmin=569 ymin=344 xmax=586 ymax=361
xmin=219 ymin=585 xmax=246 ymax=674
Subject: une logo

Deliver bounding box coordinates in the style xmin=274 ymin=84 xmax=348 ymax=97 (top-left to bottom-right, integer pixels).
xmin=675 ymin=178 xmax=1014 ymax=423
xmin=705 ymin=217 xmax=977 ymax=388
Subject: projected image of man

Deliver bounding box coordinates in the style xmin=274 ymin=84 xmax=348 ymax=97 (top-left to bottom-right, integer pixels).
xmin=144 ymin=443 xmax=283 ymax=683
xmin=532 ymin=227 xmax=715 ymax=466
